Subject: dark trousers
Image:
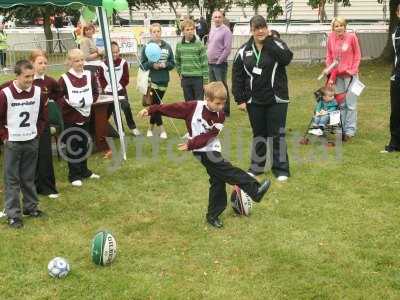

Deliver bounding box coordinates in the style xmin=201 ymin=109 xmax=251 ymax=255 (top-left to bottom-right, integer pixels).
xmin=4 ymin=138 xmax=39 ymax=219
xmin=150 ymin=88 xmax=165 ymax=126
xmin=194 ymin=151 xmax=260 ymax=220
xmin=63 ymin=122 xmax=93 ymax=182
xmin=107 ymin=93 xmax=137 ymax=130
xmin=247 ymin=102 xmax=290 ymax=177
xmin=389 ymin=80 xmax=400 ymax=148
xmin=0 ymin=50 xmax=6 ymax=67
xmin=209 ymin=63 xmax=230 ymax=116
xmin=35 ymin=125 xmax=58 ymax=195
xmin=181 ymin=76 xmax=204 ymax=101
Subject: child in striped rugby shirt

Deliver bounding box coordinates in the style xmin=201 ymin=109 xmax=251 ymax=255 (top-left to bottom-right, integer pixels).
xmin=175 ymin=19 xmax=209 ymax=102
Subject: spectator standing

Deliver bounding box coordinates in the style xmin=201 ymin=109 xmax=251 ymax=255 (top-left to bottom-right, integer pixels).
xmin=325 ymin=17 xmax=361 ymax=142
xmin=232 ymin=15 xmax=293 ymax=182
xmin=382 ymin=3 xmax=400 ymax=153
xmin=175 ymin=19 xmax=208 ymax=101
xmin=196 ymin=17 xmax=208 ymax=42
xmin=207 ymin=10 xmax=232 ymax=116
xmin=0 ymin=22 xmax=7 ymax=68
xmin=141 ymin=23 xmax=175 ymax=139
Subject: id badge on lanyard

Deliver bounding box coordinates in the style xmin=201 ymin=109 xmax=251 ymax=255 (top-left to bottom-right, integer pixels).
xmin=252 ymin=43 xmax=262 ymax=75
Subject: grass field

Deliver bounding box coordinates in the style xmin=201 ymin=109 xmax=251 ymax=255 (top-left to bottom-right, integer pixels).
xmin=0 ymin=61 xmax=399 ymax=300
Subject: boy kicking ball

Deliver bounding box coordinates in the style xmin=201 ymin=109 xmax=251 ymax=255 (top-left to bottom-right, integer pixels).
xmin=138 ymin=82 xmax=271 ymax=229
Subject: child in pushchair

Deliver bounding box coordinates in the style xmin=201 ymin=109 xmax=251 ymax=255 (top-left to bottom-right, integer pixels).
xmin=307 ymin=85 xmax=339 ymax=136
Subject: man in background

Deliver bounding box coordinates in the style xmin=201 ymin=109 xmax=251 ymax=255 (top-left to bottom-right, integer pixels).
xmin=207 ymin=10 xmax=232 ymax=116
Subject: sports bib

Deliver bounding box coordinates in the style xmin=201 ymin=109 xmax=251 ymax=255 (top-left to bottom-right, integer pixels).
xmin=4 ymin=86 xmax=41 ymax=141
xmin=190 ymin=101 xmax=222 ymax=153
xmin=62 ymin=71 xmax=93 ymax=117
xmin=101 ymin=59 xmax=125 ymax=93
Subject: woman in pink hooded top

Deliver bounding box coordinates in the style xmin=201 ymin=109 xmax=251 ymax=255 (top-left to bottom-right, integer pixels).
xmin=325 ymin=17 xmax=361 ymax=142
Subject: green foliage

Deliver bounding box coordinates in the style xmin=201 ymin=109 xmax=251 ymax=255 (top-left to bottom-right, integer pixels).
xmin=236 ymin=0 xmax=283 ymax=20
xmin=0 ymin=5 xmax=79 ymax=24
xmin=307 ymin=0 xmax=351 ymax=9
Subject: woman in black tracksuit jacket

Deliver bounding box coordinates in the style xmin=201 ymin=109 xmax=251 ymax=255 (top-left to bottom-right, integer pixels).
xmin=232 ymin=15 xmax=293 ymax=180
xmin=383 ymin=3 xmax=400 ymax=153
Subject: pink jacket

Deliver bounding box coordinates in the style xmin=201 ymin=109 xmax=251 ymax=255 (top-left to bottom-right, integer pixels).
xmin=326 ymin=32 xmax=361 ymax=76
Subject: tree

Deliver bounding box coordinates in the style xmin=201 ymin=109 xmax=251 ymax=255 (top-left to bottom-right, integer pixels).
xmin=1 ymin=5 xmax=80 ymax=53
xmin=236 ymin=0 xmax=283 ymax=20
xmin=380 ymin=0 xmax=398 ymax=61
xmin=307 ymin=0 xmax=351 ymax=23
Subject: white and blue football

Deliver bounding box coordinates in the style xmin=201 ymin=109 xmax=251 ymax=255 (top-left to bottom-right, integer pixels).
xmin=48 ymin=257 xmax=70 ymax=278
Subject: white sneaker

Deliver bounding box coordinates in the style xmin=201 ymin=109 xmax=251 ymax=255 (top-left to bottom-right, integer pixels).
xmin=0 ymin=209 xmax=6 ymax=218
xmin=160 ymin=131 xmax=168 ymax=139
xmin=277 ymin=175 xmax=288 ymax=182
xmin=147 ymin=130 xmax=153 ymax=137
xmin=90 ymin=173 xmax=100 ymax=179
xmin=132 ymin=128 xmax=141 ymax=136
xmin=48 ymin=194 xmax=59 ymax=199
xmin=71 ymin=180 xmax=83 ymax=187
xmin=308 ymin=129 xmax=323 ymax=136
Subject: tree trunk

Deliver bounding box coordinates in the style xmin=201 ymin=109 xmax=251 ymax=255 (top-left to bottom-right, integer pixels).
xmin=167 ymin=0 xmax=178 ymax=17
xmin=206 ymin=0 xmax=216 ymax=29
xmin=380 ymin=0 xmax=398 ymax=62
xmin=42 ymin=6 xmax=54 ymax=53
xmin=254 ymin=5 xmax=259 ymax=15
xmin=318 ymin=1 xmax=327 ymax=23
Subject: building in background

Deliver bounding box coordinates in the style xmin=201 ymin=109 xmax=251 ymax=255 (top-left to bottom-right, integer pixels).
xmin=120 ymin=0 xmax=389 ymax=25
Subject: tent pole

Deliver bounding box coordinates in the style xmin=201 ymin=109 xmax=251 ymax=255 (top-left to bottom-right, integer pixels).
xmin=97 ymin=7 xmax=127 ymax=160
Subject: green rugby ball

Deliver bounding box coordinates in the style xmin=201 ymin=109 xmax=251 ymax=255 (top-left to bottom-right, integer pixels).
xmin=91 ymin=230 xmax=117 ymax=266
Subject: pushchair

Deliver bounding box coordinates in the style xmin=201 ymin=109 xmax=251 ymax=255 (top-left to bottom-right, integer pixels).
xmin=299 ymin=88 xmax=345 ymax=146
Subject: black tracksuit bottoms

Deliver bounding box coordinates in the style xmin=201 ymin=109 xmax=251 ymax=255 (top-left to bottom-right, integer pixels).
xmin=35 ymin=125 xmax=58 ymax=195
xmin=194 ymin=151 xmax=260 ymax=220
xmin=247 ymin=102 xmax=290 ymax=177
xmin=389 ymin=80 xmax=400 ymax=148
xmin=63 ymin=122 xmax=93 ymax=182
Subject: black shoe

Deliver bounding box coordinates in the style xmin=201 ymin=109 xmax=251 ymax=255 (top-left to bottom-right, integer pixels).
xmin=8 ymin=218 xmax=23 ymax=229
xmin=382 ymin=144 xmax=400 ymax=153
xmin=207 ymin=217 xmax=223 ymax=229
xmin=23 ymin=209 xmax=45 ymax=218
xmin=253 ymin=179 xmax=271 ymax=203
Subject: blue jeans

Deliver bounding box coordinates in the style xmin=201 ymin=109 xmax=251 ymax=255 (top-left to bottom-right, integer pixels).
xmin=312 ymin=114 xmax=330 ymax=127
xmin=209 ymin=62 xmax=230 ymax=116
xmin=335 ymin=75 xmax=358 ymax=136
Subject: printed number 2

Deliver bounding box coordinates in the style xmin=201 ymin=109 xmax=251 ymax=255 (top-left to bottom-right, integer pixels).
xmin=19 ymin=112 xmax=30 ymax=127
xmin=80 ymin=98 xmax=85 ymax=108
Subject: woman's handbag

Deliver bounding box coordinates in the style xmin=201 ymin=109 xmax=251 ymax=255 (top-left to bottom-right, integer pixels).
xmin=142 ymin=87 xmax=153 ymax=107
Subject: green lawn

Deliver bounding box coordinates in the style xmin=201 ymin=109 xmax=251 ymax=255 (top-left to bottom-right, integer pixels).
xmin=0 ymin=61 xmax=399 ymax=299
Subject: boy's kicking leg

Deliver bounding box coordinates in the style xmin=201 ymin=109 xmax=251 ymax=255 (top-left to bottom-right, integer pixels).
xmin=195 ymin=152 xmax=271 ymax=228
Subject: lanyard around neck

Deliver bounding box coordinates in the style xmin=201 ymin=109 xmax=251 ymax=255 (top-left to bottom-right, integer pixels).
xmin=252 ymin=43 xmax=262 ymax=66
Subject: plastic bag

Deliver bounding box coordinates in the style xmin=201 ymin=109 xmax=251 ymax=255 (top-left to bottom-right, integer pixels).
xmin=136 ymin=67 xmax=149 ymax=95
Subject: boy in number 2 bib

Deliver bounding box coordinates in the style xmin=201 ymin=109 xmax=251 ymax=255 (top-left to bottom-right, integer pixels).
xmin=0 ymin=60 xmax=48 ymax=228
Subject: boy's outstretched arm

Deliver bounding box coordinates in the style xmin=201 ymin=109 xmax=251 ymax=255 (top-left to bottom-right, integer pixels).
xmin=139 ymin=101 xmax=197 ymax=120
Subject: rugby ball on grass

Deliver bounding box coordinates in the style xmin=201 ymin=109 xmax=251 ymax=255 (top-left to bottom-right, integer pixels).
xmin=231 ymin=185 xmax=253 ymax=216
xmin=91 ymin=230 xmax=117 ymax=266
